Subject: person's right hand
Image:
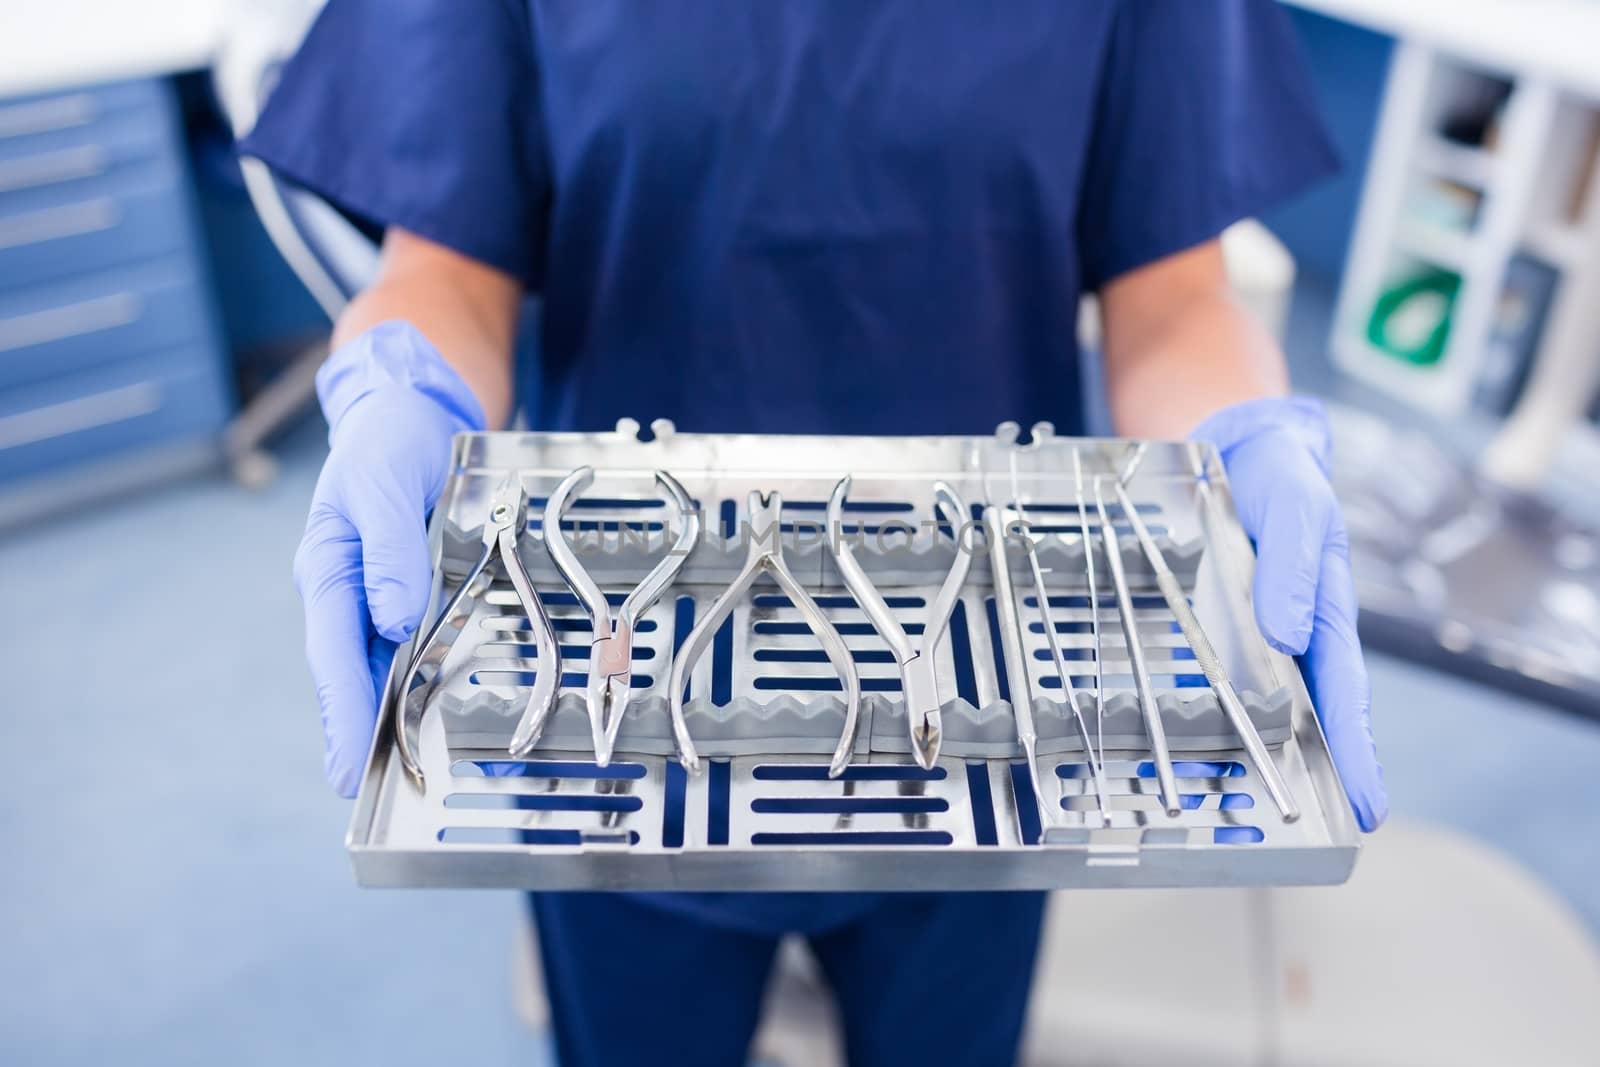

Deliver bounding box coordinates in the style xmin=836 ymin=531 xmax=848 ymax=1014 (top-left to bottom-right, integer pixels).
xmin=293 ymin=321 xmax=487 ymax=796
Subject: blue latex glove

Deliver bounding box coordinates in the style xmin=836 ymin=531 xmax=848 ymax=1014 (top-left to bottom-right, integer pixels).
xmin=293 ymin=321 xmax=487 ymax=797
xmin=1193 ymin=396 xmax=1387 ymax=832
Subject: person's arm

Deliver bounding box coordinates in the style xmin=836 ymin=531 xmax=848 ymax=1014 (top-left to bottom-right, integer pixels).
xmin=238 ymin=0 xmax=547 ymax=797
xmin=292 ymin=228 xmax=523 ymax=797
xmin=335 ymin=227 xmax=525 ymax=428
xmin=1099 ymin=238 xmax=1286 ymax=438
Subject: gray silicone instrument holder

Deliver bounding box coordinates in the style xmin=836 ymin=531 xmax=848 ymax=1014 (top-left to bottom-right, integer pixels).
xmin=347 ymin=421 xmax=1359 ymax=891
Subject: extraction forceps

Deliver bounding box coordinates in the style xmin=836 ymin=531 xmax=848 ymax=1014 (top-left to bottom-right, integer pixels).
xmin=827 ymin=475 xmax=971 ymax=769
xmin=542 ymin=465 xmax=701 ymax=766
xmin=391 ymin=477 xmax=560 ymax=791
xmin=669 ymin=490 xmax=862 ymax=777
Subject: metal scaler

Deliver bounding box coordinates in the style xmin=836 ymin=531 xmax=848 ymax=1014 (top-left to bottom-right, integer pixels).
xmin=827 ymin=475 xmax=972 ymax=769
xmin=983 ymin=502 xmax=1054 ymax=837
xmin=669 ymin=490 xmax=862 ymax=777
xmin=1007 ymin=451 xmax=1112 ymax=826
xmin=391 ymin=477 xmax=560 ymax=792
xmin=1113 ymin=478 xmax=1301 ymax=821
xmin=1117 ymin=441 xmax=1150 ymax=487
xmin=542 ymin=465 xmax=701 ymax=767
xmin=1072 ymin=448 xmax=1109 ymax=806
xmin=1094 ymin=476 xmax=1183 ymax=817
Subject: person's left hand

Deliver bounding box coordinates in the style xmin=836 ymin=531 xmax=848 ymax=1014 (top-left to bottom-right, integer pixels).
xmin=1193 ymin=396 xmax=1387 ymax=832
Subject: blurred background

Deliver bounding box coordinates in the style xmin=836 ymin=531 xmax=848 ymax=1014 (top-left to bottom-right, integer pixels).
xmin=2 ymin=1 xmax=1598 ymax=1064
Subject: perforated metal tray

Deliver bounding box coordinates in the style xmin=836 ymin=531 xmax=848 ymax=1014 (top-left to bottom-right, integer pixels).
xmin=347 ymin=420 xmax=1360 ymax=890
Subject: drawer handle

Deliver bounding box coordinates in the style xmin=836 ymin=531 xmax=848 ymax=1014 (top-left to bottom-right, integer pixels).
xmin=0 ymin=95 xmax=97 ymax=140
xmin=0 ymin=292 xmax=141 ymax=353
xmin=0 ymin=145 xmax=110 ymax=195
xmin=0 ymin=381 xmax=163 ymax=451
xmin=0 ymin=199 xmax=119 ymax=251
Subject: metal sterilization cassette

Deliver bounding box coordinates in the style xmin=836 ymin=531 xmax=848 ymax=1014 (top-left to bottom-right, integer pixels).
xmin=348 ymin=420 xmax=1359 ymax=890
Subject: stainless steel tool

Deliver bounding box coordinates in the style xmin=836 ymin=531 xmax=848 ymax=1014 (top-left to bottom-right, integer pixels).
xmin=390 ymin=477 xmax=560 ymax=791
xmin=983 ymin=503 xmax=1054 ymax=836
xmin=1094 ymin=477 xmax=1182 ymax=817
xmin=1007 ymin=453 xmax=1112 ymax=826
xmin=1072 ymin=448 xmax=1108 ymax=785
xmin=669 ymin=489 xmax=862 ymax=777
xmin=541 ymin=466 xmax=701 ymax=766
xmin=1113 ymin=479 xmax=1301 ymax=821
xmin=826 ymin=475 xmax=972 ymax=769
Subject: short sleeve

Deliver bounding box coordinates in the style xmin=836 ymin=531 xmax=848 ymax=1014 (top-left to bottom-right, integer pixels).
xmin=238 ymin=0 xmax=548 ymax=289
xmin=1076 ymin=0 xmax=1337 ymax=290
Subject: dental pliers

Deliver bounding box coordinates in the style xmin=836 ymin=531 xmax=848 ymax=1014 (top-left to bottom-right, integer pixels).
xmin=669 ymin=490 xmax=862 ymax=777
xmin=542 ymin=466 xmax=701 ymax=767
xmin=392 ymin=477 xmax=561 ymax=791
xmin=826 ymin=476 xmax=971 ymax=769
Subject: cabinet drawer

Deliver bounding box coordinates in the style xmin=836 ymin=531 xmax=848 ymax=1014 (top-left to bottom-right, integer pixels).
xmin=0 ymin=259 xmax=210 ymax=390
xmin=0 ymin=350 xmax=231 ymax=484
xmin=0 ymin=181 xmax=189 ymax=290
xmin=0 ymin=129 xmax=175 ymax=214
xmin=0 ymin=80 xmax=167 ymax=158
xmin=0 ymin=81 xmax=182 ymax=215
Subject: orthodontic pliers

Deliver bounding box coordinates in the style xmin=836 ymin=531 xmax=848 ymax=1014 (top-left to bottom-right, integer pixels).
xmin=542 ymin=465 xmax=700 ymax=767
xmin=669 ymin=490 xmax=862 ymax=777
xmin=827 ymin=476 xmax=972 ymax=769
xmin=392 ymin=477 xmax=561 ymax=791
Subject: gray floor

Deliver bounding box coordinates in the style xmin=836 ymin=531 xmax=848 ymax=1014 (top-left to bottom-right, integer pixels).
xmin=0 ymin=416 xmax=549 ymax=1067
xmin=4 ymin=349 xmax=1599 ymax=1066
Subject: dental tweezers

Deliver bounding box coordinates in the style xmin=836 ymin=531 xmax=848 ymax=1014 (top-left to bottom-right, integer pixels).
xmin=1112 ymin=478 xmax=1300 ymax=821
xmin=669 ymin=490 xmax=862 ymax=777
xmin=538 ymin=466 xmax=701 ymax=766
xmin=826 ymin=475 xmax=972 ymax=769
xmin=391 ymin=477 xmax=561 ymax=791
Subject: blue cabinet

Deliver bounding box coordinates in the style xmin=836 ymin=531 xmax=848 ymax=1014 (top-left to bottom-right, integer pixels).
xmin=0 ymin=77 xmax=232 ymax=503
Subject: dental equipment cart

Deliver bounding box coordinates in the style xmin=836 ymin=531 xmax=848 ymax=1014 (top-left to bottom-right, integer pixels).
xmin=347 ymin=421 xmax=1359 ymax=891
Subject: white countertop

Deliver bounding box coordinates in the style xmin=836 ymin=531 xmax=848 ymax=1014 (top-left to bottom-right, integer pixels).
xmin=0 ymin=0 xmax=234 ymax=99
xmin=1288 ymin=0 xmax=1600 ymax=100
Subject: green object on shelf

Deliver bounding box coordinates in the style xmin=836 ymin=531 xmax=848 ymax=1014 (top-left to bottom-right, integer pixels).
xmin=1366 ymin=268 xmax=1461 ymax=366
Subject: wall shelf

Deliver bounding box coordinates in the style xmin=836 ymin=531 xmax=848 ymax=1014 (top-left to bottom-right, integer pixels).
xmin=1414 ymin=135 xmax=1498 ymax=189
xmin=1395 ymin=218 xmax=1476 ymax=272
xmin=1332 ymin=38 xmax=1600 ymax=464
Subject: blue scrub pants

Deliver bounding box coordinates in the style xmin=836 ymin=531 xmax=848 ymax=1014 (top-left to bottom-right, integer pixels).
xmin=530 ymin=891 xmax=1047 ymax=1066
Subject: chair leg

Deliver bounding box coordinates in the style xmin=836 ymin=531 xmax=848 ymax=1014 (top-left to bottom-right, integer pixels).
xmin=224 ymin=337 xmax=329 ymax=488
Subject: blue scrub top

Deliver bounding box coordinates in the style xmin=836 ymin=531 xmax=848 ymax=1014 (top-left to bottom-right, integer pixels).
xmin=242 ymin=0 xmax=1334 ymax=438
xmin=245 ymin=0 xmax=1334 ymax=936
